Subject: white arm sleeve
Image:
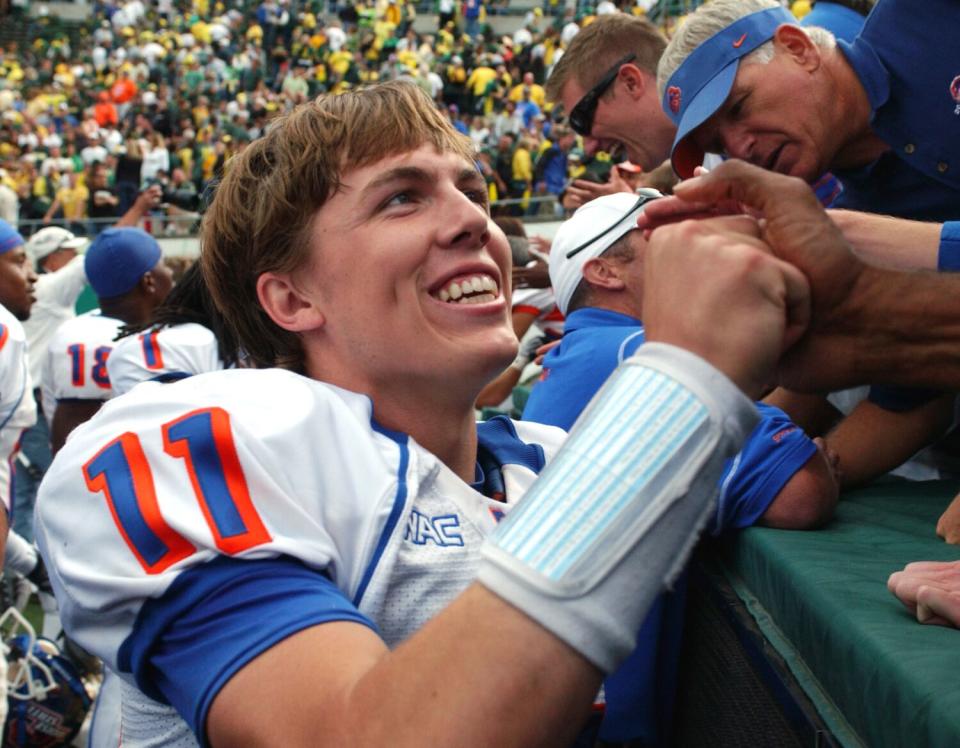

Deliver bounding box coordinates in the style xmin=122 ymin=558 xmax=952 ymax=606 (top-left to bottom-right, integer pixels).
xmin=479 ymin=343 xmax=758 ymax=672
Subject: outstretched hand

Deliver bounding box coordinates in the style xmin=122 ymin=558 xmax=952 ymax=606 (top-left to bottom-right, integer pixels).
xmin=641 ymin=160 xmax=873 ymax=393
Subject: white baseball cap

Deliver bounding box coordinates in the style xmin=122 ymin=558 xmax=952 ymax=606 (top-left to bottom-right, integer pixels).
xmin=25 ymin=227 xmax=88 ymax=264
xmin=549 ymin=189 xmax=661 ymax=315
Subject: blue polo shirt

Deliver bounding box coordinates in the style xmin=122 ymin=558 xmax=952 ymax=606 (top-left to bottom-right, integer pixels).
xmin=523 ymin=307 xmax=818 ymax=744
xmin=833 ymin=0 xmax=960 ymax=222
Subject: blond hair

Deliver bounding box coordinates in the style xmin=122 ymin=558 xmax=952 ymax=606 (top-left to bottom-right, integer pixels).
xmin=201 ymin=81 xmax=475 ymax=370
xmin=546 ymin=15 xmax=667 ymax=104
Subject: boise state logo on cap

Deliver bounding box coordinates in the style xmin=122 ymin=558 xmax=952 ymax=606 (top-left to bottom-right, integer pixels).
xmin=951 ymin=75 xmax=960 ymax=105
xmin=666 ymin=86 xmax=682 ymax=114
xmin=662 ymin=5 xmax=795 ymax=178
xmin=84 ymin=228 xmax=162 ymax=298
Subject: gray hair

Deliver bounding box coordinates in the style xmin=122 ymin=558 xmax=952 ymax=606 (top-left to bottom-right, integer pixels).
xmin=657 ymin=0 xmax=836 ymax=97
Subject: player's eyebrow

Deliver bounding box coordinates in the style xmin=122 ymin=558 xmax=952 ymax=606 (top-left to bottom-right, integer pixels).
xmin=457 ymin=166 xmax=487 ymax=190
xmin=361 ymin=165 xmax=435 ymax=196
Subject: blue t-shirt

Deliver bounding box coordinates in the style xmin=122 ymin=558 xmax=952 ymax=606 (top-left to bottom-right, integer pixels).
xmin=523 ymin=307 xmax=818 ymax=743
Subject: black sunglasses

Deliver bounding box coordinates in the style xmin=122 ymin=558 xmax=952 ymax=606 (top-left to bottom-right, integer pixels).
xmin=565 ymin=189 xmax=662 ymax=259
xmin=568 ymin=53 xmax=637 ymax=137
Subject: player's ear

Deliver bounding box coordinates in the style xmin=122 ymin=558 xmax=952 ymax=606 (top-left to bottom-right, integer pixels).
xmin=256 ymin=271 xmax=326 ymax=332
xmin=582 ymin=258 xmax=626 ymax=291
xmin=139 ymin=272 xmax=155 ymax=294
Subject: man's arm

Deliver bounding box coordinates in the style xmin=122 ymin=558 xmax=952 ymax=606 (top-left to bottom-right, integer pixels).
xmin=827 ymin=210 xmax=942 ymax=271
xmin=758 ymin=437 xmax=838 ymax=530
xmin=823 ymin=395 xmax=955 ymax=490
xmin=561 ymin=168 xmax=633 ymax=211
xmin=42 ymin=197 xmax=62 ymax=224
xmin=114 ymin=184 xmax=163 ymax=228
xmin=762 ymin=388 xmax=842 ymax=436
xmin=638 ymin=161 xmax=960 ymax=392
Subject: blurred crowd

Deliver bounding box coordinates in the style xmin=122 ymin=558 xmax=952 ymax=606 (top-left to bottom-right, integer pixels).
xmin=0 ymin=0 xmax=674 ymax=233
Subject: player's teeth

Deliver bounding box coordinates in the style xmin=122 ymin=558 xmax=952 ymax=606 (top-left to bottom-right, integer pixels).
xmin=439 ymin=288 xmax=450 ymax=302
xmin=470 ymin=276 xmax=484 ymax=293
xmin=482 ymin=276 xmax=495 ymax=292
xmin=448 ymin=283 xmax=463 ymax=300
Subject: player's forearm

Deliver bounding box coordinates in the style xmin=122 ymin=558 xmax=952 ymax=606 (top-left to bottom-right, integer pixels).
xmin=345 ymin=586 xmax=600 ymax=747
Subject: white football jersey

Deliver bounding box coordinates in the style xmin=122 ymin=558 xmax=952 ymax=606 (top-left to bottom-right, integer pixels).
xmin=0 ymin=305 xmax=36 ymax=512
xmin=107 ymin=322 xmax=222 ymax=396
xmin=21 ymin=254 xmax=88 ymax=388
xmin=512 ymin=287 xmax=565 ymax=339
xmin=40 ymin=311 xmax=123 ymax=425
xmin=35 ymin=368 xmax=565 ymax=745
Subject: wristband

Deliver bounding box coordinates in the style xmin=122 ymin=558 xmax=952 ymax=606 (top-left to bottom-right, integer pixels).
xmin=479 ymin=343 xmax=757 ymax=671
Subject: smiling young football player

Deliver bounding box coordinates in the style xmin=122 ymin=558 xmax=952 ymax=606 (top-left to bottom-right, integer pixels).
xmin=34 ymin=82 xmax=806 ymax=746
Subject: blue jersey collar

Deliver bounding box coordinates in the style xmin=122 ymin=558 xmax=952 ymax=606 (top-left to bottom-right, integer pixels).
xmin=564 ymin=307 xmax=643 ymax=334
xmin=837 ymin=37 xmax=890 ymax=116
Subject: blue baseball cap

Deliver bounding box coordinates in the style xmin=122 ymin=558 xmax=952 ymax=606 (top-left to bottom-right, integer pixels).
xmin=0 ymin=219 xmax=25 ymax=255
xmin=85 ymin=228 xmax=162 ymax=298
xmin=663 ymin=5 xmax=795 ymax=178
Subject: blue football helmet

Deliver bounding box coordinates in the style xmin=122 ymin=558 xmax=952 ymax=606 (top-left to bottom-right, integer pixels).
xmin=1 ymin=607 xmax=92 ymax=747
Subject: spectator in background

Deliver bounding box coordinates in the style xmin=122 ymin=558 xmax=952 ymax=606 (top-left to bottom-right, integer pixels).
xmin=114 ymin=137 xmax=143 ymax=215
xmin=0 ymin=172 xmax=18 ymax=226
xmin=532 ymin=124 xmax=575 ymax=215
xmin=86 ymin=162 xmax=121 ymax=234
xmin=508 ymin=71 xmax=546 ymax=110
xmin=93 ymin=91 xmax=119 ymax=129
xmin=43 ymin=170 xmax=88 ymax=236
xmin=140 ymin=131 xmax=169 ymax=184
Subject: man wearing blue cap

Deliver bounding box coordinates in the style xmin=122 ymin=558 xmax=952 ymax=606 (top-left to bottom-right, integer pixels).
xmin=0 ymin=220 xmax=37 ymax=562
xmin=659 ymin=0 xmax=960 ymax=541
xmin=41 ymin=227 xmax=172 ymax=453
xmin=658 ymin=0 xmax=959 ymax=224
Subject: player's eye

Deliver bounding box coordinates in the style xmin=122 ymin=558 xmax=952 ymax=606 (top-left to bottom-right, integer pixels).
xmin=462 ymin=188 xmax=488 ymax=208
xmin=383 ymin=190 xmax=416 ymax=209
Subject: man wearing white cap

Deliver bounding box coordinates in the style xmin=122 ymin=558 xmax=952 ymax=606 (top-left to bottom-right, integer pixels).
xmin=11 ymin=228 xmax=89 ymax=543
xmin=522 ymin=192 xmax=838 ymax=744
xmin=22 ymin=228 xmax=88 ymax=389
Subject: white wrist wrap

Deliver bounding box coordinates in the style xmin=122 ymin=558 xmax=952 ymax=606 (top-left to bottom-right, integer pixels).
xmin=478 ymin=343 xmax=758 ymax=672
